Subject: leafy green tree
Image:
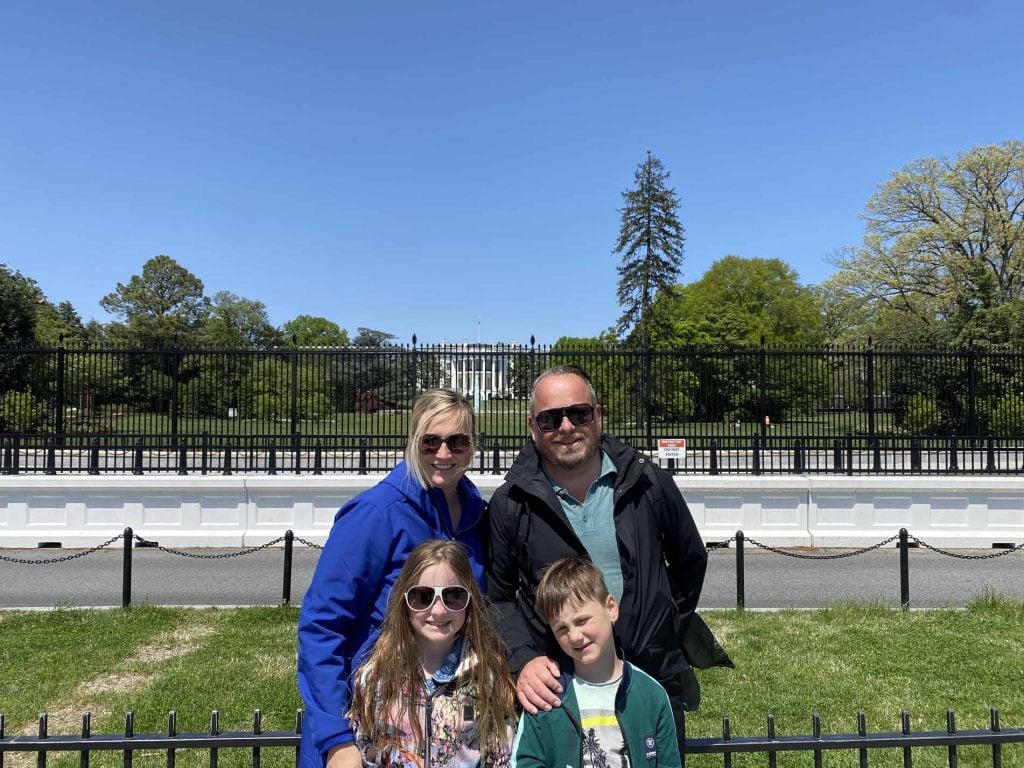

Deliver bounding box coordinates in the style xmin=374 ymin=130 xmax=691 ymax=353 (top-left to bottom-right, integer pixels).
xmin=614 ymin=151 xmax=685 ymax=347
xmin=654 ymin=256 xmax=824 ymax=349
xmin=100 ymin=255 xmax=210 ymax=347
xmin=352 ymin=327 xmax=397 ymax=347
xmin=0 ymin=264 xmax=43 ymax=347
xmin=824 ymin=140 xmax=1024 ymax=339
xmin=200 ymin=292 xmax=281 ymax=348
xmin=281 ymin=315 xmax=349 ymax=347
xmin=35 ymin=301 xmax=85 ymax=346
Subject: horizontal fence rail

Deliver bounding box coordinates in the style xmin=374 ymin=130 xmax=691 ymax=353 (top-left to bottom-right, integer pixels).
xmin=2 ymin=709 xmax=1021 ymax=767
xmin=2 ymin=529 xmax=1021 ymax=609
xmin=3 ymin=340 xmax=1024 ymax=475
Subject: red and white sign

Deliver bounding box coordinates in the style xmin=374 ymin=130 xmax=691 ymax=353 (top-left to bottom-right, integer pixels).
xmin=657 ymin=438 xmax=687 ymax=460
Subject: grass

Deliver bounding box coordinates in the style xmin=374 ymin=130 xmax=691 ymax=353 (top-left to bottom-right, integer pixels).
xmin=2 ymin=599 xmax=1022 ymax=767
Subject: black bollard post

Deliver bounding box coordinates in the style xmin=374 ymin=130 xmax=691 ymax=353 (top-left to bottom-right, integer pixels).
xmin=223 ymin=444 xmax=233 ymax=476
xmin=752 ymin=435 xmax=761 ymax=476
xmin=709 ymin=440 xmax=719 ymax=475
xmin=736 ymin=530 xmax=745 ymax=610
xmin=492 ymin=439 xmax=500 ymax=475
xmin=45 ymin=441 xmax=56 ymax=475
xmin=948 ymin=437 xmax=959 ymax=472
xmin=201 ymin=431 xmax=209 ymax=476
xmin=358 ymin=437 xmax=367 ymax=475
xmin=282 ymin=530 xmax=294 ymax=606
xmin=793 ymin=439 xmax=804 ymax=473
xmin=177 ymin=437 xmax=188 ymax=476
xmin=133 ymin=438 xmax=144 ymax=476
xmin=89 ymin=438 xmax=100 ymax=475
xmin=268 ymin=444 xmax=277 ymax=475
xmin=910 ymin=437 xmax=922 ymax=472
xmin=833 ymin=438 xmax=843 ymax=473
xmin=123 ymin=527 xmax=133 ymax=608
xmin=313 ymin=442 xmax=323 ymax=475
xmin=986 ymin=436 xmax=996 ymax=474
xmin=899 ymin=528 xmax=910 ymax=610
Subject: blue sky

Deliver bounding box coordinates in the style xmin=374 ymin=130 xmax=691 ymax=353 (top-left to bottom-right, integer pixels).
xmin=2 ymin=1 xmax=1020 ymax=345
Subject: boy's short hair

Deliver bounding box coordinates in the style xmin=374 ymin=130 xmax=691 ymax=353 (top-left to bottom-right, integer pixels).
xmin=535 ymin=556 xmax=610 ymax=623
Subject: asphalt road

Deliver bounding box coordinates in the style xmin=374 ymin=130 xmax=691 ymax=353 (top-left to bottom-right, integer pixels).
xmin=1 ymin=543 xmax=1022 ymax=610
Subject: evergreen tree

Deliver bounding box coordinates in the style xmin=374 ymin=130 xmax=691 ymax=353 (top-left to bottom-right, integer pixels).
xmin=614 ymin=151 xmax=685 ymax=347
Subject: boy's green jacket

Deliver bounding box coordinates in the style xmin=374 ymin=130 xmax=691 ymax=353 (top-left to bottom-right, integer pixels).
xmin=512 ymin=662 xmax=681 ymax=768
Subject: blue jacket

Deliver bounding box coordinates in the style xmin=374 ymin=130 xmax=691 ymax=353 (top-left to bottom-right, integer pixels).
xmin=297 ymin=462 xmax=487 ymax=768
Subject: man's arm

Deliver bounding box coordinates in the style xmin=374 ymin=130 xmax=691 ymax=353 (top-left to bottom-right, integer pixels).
xmin=485 ymin=491 xmax=562 ymax=712
xmin=654 ymin=469 xmax=708 ymax=628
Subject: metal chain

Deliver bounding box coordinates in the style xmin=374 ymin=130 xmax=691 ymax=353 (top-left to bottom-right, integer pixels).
xmin=0 ymin=533 xmax=125 ymax=565
xmin=705 ymin=536 xmax=737 ymax=552
xmin=909 ymin=535 xmax=1024 ymax=560
xmin=132 ymin=535 xmax=287 ymax=558
xmin=742 ymin=534 xmax=901 ymax=560
xmin=293 ymin=536 xmax=323 ymax=550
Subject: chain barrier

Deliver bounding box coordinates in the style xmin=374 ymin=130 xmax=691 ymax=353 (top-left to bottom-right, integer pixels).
xmin=733 ymin=534 xmax=901 ymax=560
xmin=292 ymin=536 xmax=323 ymax=550
xmin=705 ymin=536 xmax=736 ymax=552
xmin=0 ymin=533 xmax=125 ymax=565
xmin=132 ymin=534 xmax=288 ymax=559
xmin=909 ymin=535 xmax=1024 ymax=560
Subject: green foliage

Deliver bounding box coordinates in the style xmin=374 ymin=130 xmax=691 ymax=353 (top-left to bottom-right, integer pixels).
xmin=899 ymin=393 xmax=943 ymax=435
xmin=200 ymin=291 xmax=281 ymax=348
xmin=824 ymin=140 xmax=1024 ymax=343
xmin=0 ymin=389 xmax=48 ymax=431
xmin=988 ymin=394 xmax=1024 ymax=436
xmin=614 ymin=151 xmax=685 ymax=347
xmin=100 ymin=255 xmax=210 ymax=347
xmin=281 ymin=315 xmax=349 ymax=347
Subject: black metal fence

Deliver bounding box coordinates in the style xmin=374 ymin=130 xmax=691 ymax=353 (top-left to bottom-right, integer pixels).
xmin=2 ymin=708 xmax=1021 ymax=767
xmin=3 ymin=340 xmax=1024 ymax=474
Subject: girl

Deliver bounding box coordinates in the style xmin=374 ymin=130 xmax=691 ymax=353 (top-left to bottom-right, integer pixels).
xmin=349 ymin=539 xmax=517 ymax=768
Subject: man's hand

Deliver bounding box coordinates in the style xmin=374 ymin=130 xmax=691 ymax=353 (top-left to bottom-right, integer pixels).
xmin=326 ymin=743 xmax=361 ymax=768
xmin=516 ymin=655 xmax=563 ymax=714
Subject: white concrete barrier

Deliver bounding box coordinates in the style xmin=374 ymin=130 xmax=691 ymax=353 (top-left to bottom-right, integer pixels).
xmin=1 ymin=474 xmax=1022 ymax=549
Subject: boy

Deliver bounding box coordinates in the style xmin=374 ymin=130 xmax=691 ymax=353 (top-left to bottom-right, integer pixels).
xmin=512 ymin=556 xmax=681 ymax=768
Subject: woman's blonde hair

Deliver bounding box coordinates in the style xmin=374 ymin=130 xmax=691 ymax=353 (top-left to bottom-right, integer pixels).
xmin=349 ymin=540 xmax=516 ymax=759
xmin=404 ymin=389 xmax=476 ymax=489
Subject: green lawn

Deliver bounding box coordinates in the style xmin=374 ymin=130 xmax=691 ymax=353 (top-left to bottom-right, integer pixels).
xmin=2 ymin=598 xmax=1022 ymax=767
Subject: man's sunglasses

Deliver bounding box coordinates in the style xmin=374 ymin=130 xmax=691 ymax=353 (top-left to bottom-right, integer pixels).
xmin=420 ymin=433 xmax=472 ymax=454
xmin=532 ymin=404 xmax=596 ymax=432
xmin=404 ymin=585 xmax=471 ymax=612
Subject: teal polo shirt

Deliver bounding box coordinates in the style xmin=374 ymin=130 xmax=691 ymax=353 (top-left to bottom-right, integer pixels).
xmin=546 ymin=451 xmax=624 ymax=601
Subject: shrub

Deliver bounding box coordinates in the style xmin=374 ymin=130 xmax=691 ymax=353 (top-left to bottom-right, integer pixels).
xmin=0 ymin=390 xmax=48 ymax=432
xmin=989 ymin=394 xmax=1024 ymax=436
xmin=900 ymin=393 xmax=943 ymax=435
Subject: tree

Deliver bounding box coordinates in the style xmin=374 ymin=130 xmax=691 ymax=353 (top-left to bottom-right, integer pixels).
xmin=100 ymin=255 xmax=210 ymax=347
xmin=614 ymin=151 xmax=685 ymax=347
xmin=352 ymin=327 xmax=396 ymax=347
xmin=200 ymin=291 xmax=280 ymax=348
xmin=655 ymin=256 xmax=824 ymax=349
xmin=824 ymin=140 xmax=1024 ymax=339
xmin=0 ymin=264 xmax=43 ymax=348
xmin=281 ymin=315 xmax=349 ymax=347
xmin=35 ymin=301 xmax=85 ymax=346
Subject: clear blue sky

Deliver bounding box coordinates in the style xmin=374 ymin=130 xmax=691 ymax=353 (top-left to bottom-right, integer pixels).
xmin=2 ymin=1 xmax=1020 ymax=345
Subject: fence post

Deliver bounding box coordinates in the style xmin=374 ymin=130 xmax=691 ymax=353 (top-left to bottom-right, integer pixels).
xmin=492 ymin=439 xmax=500 ymax=475
xmin=899 ymin=528 xmax=909 ymax=610
xmin=10 ymin=435 xmax=19 ymax=475
xmin=865 ymin=337 xmax=876 ymax=446
xmin=358 ymin=437 xmax=367 ymax=475
xmin=872 ymin=436 xmax=882 ymax=472
xmin=313 ymin=442 xmax=323 ymax=475
xmin=833 ymin=438 xmax=843 ymax=473
xmin=89 ymin=438 xmax=100 ymax=475
xmin=282 ymin=530 xmax=294 ymax=606
xmin=177 ymin=437 xmax=188 ymax=475
xmin=123 ymin=527 xmax=133 ymax=609
xmin=268 ymin=444 xmax=277 ymax=475
xmin=170 ymin=348 xmax=181 ymax=440
xmin=201 ymin=431 xmax=209 ymax=476
xmin=55 ymin=339 xmax=66 ymax=437
xmin=289 ymin=342 xmax=299 ymax=439
xmin=223 ymin=443 xmax=233 ymax=476
xmin=793 ymin=438 xmax=803 ymax=473
xmin=124 ymin=711 xmax=135 ymax=768
xmin=133 ymin=438 xmax=144 ymax=475
xmin=966 ymin=342 xmax=978 ymax=446
xmin=986 ymin=436 xmax=996 ymax=473
xmin=751 ymin=435 xmax=761 ymax=476
xmin=709 ymin=440 xmax=719 ymax=475
xmin=45 ymin=440 xmax=56 ymax=475
xmin=910 ymin=437 xmax=921 ymax=471
xmin=845 ymin=433 xmax=854 ymax=476
xmin=37 ymin=712 xmax=48 ymax=768
xmin=736 ymin=530 xmax=745 ymax=610
xmin=947 ymin=437 xmax=959 ymax=473
xmin=758 ymin=336 xmax=768 ymax=440
xmin=293 ymin=431 xmax=302 ymax=475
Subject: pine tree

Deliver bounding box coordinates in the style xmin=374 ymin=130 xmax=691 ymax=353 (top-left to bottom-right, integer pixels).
xmin=614 ymin=151 xmax=685 ymax=347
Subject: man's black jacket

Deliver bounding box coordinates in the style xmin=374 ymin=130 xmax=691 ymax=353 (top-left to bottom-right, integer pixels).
xmin=486 ymin=434 xmax=731 ymax=713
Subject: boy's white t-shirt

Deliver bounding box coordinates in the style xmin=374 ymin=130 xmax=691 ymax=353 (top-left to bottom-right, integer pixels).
xmin=573 ymin=675 xmax=630 ymax=768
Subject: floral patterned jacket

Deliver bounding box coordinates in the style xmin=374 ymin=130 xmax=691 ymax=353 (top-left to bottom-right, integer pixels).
xmin=352 ymin=639 xmax=513 ymax=768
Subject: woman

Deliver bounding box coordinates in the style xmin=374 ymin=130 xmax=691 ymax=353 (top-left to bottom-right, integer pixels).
xmin=298 ymin=390 xmax=485 ymax=768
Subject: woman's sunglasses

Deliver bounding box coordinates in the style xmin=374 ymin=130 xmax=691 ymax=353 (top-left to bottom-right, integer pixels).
xmin=532 ymin=403 xmax=596 ymax=432
xmin=420 ymin=433 xmax=472 ymax=454
xmin=404 ymin=585 xmax=471 ymax=612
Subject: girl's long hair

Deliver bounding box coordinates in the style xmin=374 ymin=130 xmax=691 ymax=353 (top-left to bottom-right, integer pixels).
xmin=349 ymin=539 xmax=516 ymax=759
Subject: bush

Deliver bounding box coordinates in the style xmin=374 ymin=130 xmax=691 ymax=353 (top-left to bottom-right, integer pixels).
xmin=989 ymin=394 xmax=1024 ymax=436
xmin=0 ymin=389 xmax=48 ymax=432
xmin=899 ymin=393 xmax=943 ymax=435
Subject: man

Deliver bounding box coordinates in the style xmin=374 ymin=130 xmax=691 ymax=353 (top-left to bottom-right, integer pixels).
xmin=486 ymin=364 xmax=730 ymax=737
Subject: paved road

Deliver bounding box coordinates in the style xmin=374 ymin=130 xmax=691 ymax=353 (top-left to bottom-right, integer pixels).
xmin=1 ymin=543 xmax=1022 ymax=610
